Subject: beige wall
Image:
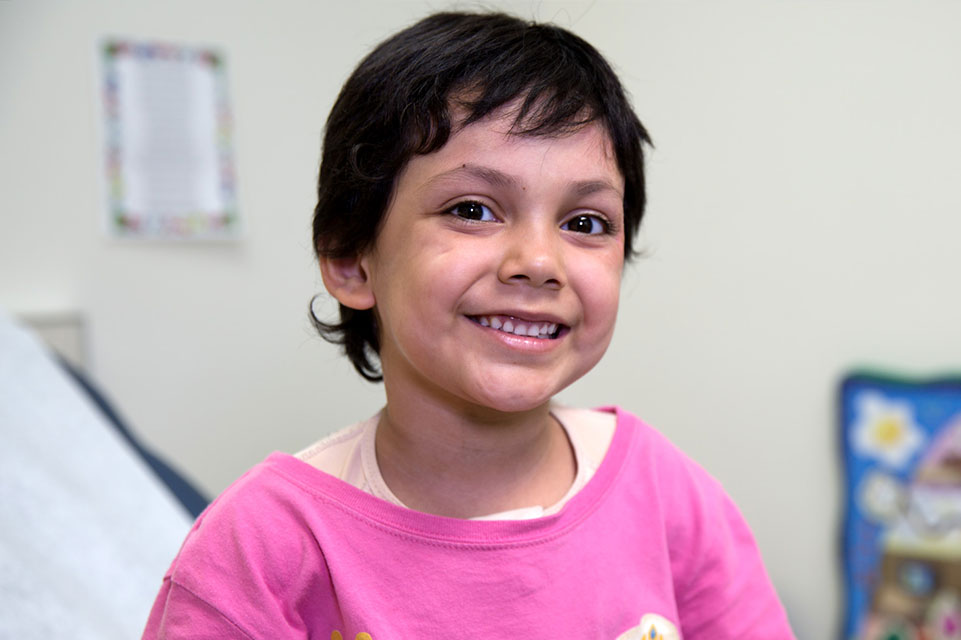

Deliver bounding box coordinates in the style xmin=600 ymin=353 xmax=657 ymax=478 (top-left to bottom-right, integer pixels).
xmin=4 ymin=1 xmax=961 ymax=636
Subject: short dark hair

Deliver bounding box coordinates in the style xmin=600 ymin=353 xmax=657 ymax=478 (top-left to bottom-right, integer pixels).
xmin=311 ymin=11 xmax=652 ymax=382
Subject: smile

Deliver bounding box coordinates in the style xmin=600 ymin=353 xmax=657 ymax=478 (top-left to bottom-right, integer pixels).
xmin=469 ymin=315 xmax=563 ymax=340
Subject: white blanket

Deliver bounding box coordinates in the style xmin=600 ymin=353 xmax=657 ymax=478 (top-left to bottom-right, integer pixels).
xmin=0 ymin=310 xmax=192 ymax=639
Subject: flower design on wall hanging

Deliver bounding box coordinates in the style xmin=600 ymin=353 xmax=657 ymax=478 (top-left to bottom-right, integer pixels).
xmin=851 ymin=391 xmax=926 ymax=470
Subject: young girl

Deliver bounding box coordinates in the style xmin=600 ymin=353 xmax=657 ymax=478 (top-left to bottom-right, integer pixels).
xmin=144 ymin=12 xmax=795 ymax=639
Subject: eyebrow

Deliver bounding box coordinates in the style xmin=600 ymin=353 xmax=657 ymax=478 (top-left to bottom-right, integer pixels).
xmin=424 ymin=164 xmax=519 ymax=190
xmin=573 ymin=179 xmax=623 ymax=198
xmin=424 ymin=163 xmax=623 ymax=199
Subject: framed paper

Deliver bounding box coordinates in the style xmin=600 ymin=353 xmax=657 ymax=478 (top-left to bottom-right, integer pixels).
xmin=100 ymin=39 xmax=238 ymax=240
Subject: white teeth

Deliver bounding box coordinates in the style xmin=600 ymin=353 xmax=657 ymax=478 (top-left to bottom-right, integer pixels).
xmin=475 ymin=315 xmax=560 ymax=338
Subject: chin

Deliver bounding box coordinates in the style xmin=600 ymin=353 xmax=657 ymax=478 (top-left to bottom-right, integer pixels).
xmin=464 ymin=378 xmax=567 ymax=415
xmin=477 ymin=396 xmax=551 ymax=415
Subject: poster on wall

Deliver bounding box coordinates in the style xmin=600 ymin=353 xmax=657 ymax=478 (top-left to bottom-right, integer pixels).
xmin=841 ymin=372 xmax=961 ymax=640
xmin=100 ymin=39 xmax=239 ymax=240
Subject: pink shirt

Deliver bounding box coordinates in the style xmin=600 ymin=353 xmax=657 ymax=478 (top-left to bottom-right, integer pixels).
xmin=143 ymin=408 xmax=795 ymax=639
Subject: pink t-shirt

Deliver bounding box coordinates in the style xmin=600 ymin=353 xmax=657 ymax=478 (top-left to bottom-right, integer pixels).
xmin=143 ymin=408 xmax=795 ymax=639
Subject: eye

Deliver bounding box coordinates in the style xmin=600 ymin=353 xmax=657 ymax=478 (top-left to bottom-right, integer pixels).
xmin=561 ymin=214 xmax=608 ymax=235
xmin=447 ymin=200 xmax=496 ymax=222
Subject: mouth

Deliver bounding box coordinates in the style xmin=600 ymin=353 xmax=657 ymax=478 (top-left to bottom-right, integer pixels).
xmin=468 ymin=314 xmax=566 ymax=340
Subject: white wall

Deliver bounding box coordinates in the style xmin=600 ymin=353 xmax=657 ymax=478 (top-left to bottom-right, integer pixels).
xmin=3 ymin=1 xmax=961 ymax=636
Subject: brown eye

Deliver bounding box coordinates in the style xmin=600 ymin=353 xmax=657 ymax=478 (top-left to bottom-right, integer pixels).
xmin=562 ymin=214 xmax=606 ymax=235
xmin=448 ymin=201 xmax=495 ymax=221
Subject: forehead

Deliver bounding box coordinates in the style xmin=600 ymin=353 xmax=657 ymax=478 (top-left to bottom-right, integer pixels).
xmin=396 ymin=107 xmax=624 ymax=196
xmin=448 ymin=96 xmax=616 ymax=155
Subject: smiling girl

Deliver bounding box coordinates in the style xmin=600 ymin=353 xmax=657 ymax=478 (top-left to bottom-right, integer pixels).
xmin=143 ymin=12 xmax=795 ymax=639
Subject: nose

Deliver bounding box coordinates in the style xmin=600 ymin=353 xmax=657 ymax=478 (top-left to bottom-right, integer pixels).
xmin=497 ymin=225 xmax=565 ymax=290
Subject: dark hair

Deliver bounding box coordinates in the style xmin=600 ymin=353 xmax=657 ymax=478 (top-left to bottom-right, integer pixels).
xmin=311 ymin=11 xmax=652 ymax=382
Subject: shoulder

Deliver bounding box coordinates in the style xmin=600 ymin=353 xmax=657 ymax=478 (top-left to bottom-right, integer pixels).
xmin=607 ymin=409 xmax=794 ymax=638
xmin=156 ymin=455 xmax=343 ymax=635
xmin=168 ymin=457 xmax=320 ymax=582
xmin=191 ymin=455 xmax=312 ymax=529
xmin=606 ymin=407 xmax=746 ymax=541
xmin=606 ymin=406 xmax=718 ymax=491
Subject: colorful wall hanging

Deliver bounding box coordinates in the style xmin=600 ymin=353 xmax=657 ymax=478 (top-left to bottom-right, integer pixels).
xmin=100 ymin=39 xmax=238 ymax=240
xmin=841 ymin=372 xmax=961 ymax=640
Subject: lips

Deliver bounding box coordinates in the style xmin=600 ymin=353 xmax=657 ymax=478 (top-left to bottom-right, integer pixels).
xmin=469 ymin=314 xmax=564 ymax=339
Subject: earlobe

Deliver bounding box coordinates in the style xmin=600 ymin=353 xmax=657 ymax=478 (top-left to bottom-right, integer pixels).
xmin=319 ymin=254 xmax=376 ymax=310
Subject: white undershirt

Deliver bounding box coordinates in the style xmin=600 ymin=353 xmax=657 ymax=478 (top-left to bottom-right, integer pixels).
xmin=295 ymin=404 xmax=616 ymax=520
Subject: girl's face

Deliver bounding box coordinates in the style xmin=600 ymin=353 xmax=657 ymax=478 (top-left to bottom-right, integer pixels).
xmin=359 ymin=111 xmax=626 ymax=414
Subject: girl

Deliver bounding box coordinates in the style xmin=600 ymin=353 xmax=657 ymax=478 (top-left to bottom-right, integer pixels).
xmin=144 ymin=11 xmax=795 ymax=639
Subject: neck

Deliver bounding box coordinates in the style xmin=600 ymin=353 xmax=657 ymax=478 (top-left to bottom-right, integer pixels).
xmin=375 ymin=390 xmax=576 ymax=519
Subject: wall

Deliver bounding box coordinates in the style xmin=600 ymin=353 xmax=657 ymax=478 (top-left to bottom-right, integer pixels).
xmin=3 ymin=1 xmax=961 ymax=637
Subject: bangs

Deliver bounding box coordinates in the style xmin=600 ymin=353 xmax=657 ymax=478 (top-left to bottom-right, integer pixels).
xmin=401 ymin=23 xmax=613 ymax=155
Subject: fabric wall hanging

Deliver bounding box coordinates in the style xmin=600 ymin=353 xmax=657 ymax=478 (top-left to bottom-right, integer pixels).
xmin=841 ymin=372 xmax=961 ymax=640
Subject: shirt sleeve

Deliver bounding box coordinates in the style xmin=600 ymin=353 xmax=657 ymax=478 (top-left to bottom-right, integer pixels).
xmin=140 ymin=465 xmax=339 ymax=640
xmin=665 ymin=454 xmax=796 ymax=639
xmin=143 ymin=577 xmax=257 ymax=640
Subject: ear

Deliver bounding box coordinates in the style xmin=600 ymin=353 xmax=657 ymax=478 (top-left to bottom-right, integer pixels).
xmin=319 ymin=253 xmax=376 ymax=311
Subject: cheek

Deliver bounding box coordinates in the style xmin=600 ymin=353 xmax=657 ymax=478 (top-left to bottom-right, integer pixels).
xmin=430 ymin=245 xmax=485 ymax=285
xmin=577 ymin=256 xmax=623 ymax=324
xmin=369 ymin=242 xmax=479 ymax=329
xmin=587 ymin=288 xmax=621 ymax=339
xmin=412 ymin=236 xmax=495 ymax=303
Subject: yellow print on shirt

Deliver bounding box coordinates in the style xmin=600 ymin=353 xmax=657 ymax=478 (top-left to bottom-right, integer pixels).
xmin=331 ymin=632 xmax=371 ymax=640
xmin=617 ymin=613 xmax=680 ymax=640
